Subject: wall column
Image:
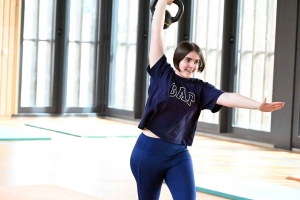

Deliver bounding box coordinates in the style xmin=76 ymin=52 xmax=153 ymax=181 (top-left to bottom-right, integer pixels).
xmin=0 ymin=0 xmax=21 ymax=118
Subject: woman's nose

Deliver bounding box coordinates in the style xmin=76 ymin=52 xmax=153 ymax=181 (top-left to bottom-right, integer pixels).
xmin=190 ymin=62 xmax=197 ymax=69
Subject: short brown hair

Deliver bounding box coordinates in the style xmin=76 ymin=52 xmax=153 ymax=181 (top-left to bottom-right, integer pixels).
xmin=173 ymin=41 xmax=205 ymax=73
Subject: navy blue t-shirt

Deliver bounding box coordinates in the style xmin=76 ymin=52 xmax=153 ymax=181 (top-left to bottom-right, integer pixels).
xmin=138 ymin=55 xmax=224 ymax=146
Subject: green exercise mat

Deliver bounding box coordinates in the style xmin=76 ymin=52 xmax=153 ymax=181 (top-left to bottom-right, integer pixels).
xmin=0 ymin=125 xmax=51 ymax=141
xmin=25 ymin=121 xmax=139 ymax=138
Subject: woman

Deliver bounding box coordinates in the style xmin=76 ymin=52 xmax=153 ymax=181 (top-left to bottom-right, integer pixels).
xmin=130 ymin=0 xmax=285 ymax=199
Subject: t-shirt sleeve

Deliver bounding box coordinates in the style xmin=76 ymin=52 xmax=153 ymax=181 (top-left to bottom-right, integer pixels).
xmin=147 ymin=55 xmax=173 ymax=78
xmin=201 ymin=82 xmax=224 ymax=113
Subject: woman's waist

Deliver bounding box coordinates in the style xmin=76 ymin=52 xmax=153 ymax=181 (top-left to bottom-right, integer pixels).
xmin=143 ymin=128 xmax=160 ymax=138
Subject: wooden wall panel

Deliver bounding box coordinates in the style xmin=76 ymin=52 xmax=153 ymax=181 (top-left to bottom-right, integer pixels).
xmin=0 ymin=0 xmax=21 ymax=118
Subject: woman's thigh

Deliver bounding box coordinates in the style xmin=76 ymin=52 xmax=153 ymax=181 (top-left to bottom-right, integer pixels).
xmin=164 ymin=151 xmax=196 ymax=200
xmin=130 ymin=134 xmax=166 ymax=200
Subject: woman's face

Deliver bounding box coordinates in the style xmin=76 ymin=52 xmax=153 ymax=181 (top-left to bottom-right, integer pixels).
xmin=175 ymin=51 xmax=200 ymax=79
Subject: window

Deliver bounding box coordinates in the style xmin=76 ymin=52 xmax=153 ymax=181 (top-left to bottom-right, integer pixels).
xmin=233 ymin=0 xmax=277 ymax=131
xmin=66 ymin=0 xmax=99 ymax=107
xmin=108 ymin=0 xmax=139 ymax=111
xmin=20 ymin=0 xmax=56 ymax=107
xmin=192 ymin=0 xmax=225 ymax=124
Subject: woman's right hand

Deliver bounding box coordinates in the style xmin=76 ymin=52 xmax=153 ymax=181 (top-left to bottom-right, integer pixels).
xmin=167 ymin=0 xmax=174 ymax=5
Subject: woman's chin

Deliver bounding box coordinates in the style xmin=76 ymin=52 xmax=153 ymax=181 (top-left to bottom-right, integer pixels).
xmin=175 ymin=70 xmax=193 ymax=79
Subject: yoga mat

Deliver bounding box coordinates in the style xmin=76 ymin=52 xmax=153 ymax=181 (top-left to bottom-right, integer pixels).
xmin=25 ymin=120 xmax=139 ymax=138
xmin=0 ymin=125 xmax=51 ymax=141
xmin=195 ymin=173 xmax=300 ymax=200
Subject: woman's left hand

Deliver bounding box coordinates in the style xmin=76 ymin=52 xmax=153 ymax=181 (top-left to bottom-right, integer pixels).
xmin=259 ymin=98 xmax=285 ymax=112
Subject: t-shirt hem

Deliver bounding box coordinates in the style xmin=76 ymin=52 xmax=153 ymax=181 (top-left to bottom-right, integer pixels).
xmin=138 ymin=126 xmax=191 ymax=146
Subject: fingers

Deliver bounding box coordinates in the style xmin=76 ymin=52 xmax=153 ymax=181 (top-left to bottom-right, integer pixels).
xmin=271 ymin=107 xmax=282 ymax=111
xmin=167 ymin=0 xmax=174 ymax=5
xmin=270 ymin=101 xmax=285 ymax=104
xmin=270 ymin=102 xmax=285 ymax=107
xmin=270 ymin=102 xmax=285 ymax=112
xmin=259 ymin=99 xmax=285 ymax=112
xmin=263 ymin=97 xmax=267 ymax=104
xmin=271 ymin=104 xmax=283 ymax=110
xmin=262 ymin=97 xmax=285 ymax=109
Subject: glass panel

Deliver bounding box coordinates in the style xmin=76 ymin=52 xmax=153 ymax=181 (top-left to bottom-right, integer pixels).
xmin=21 ymin=41 xmax=37 ymax=106
xmin=66 ymin=42 xmax=80 ymax=106
xmin=192 ymin=0 xmax=224 ymax=124
xmin=39 ymin=0 xmax=54 ymax=40
xmin=36 ymin=42 xmax=53 ymax=106
xmin=66 ymin=0 xmax=98 ymax=107
xmin=69 ymin=0 xmax=82 ymax=41
xmin=108 ymin=0 xmax=139 ymax=110
xmin=82 ymin=0 xmax=97 ymax=42
xmin=20 ymin=0 xmax=56 ymax=107
xmin=79 ymin=43 xmax=96 ymax=106
xmin=233 ymin=0 xmax=277 ymax=131
xmin=23 ymin=0 xmax=38 ymax=40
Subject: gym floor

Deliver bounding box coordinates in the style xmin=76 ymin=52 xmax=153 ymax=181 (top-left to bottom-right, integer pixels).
xmin=0 ymin=117 xmax=299 ymax=200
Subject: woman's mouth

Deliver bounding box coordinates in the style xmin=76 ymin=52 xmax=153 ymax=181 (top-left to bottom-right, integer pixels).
xmin=185 ymin=69 xmax=193 ymax=73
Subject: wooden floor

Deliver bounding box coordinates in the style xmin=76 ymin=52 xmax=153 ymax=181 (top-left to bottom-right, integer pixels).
xmin=0 ymin=117 xmax=299 ymax=200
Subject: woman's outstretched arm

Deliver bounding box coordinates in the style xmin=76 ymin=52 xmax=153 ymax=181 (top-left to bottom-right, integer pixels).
xmin=149 ymin=0 xmax=173 ymax=68
xmin=216 ymin=93 xmax=284 ymax=112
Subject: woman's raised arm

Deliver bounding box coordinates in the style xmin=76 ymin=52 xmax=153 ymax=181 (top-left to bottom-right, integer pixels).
xmin=149 ymin=0 xmax=173 ymax=68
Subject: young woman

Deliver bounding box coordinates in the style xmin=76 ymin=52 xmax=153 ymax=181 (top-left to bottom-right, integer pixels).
xmin=130 ymin=0 xmax=285 ymax=199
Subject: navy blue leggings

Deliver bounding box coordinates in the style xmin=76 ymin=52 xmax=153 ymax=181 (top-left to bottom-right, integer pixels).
xmin=130 ymin=133 xmax=196 ymax=200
